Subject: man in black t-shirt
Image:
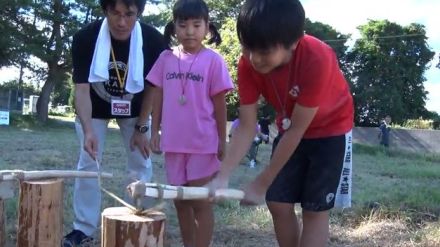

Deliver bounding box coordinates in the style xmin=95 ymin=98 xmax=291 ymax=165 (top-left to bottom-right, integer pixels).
xmin=62 ymin=0 xmax=166 ymax=246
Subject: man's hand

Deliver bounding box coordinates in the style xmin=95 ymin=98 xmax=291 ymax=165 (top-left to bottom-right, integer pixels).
xmin=206 ymin=172 xmax=229 ymax=202
xmin=130 ymin=131 xmax=150 ymax=159
xmin=84 ymin=131 xmax=98 ymax=160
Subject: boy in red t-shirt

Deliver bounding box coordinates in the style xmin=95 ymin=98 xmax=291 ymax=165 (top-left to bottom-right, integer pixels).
xmin=211 ymin=0 xmax=354 ymax=246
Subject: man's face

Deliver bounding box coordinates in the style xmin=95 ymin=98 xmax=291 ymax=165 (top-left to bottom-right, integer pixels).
xmin=242 ymin=43 xmax=296 ymax=74
xmin=105 ymin=1 xmax=138 ymax=41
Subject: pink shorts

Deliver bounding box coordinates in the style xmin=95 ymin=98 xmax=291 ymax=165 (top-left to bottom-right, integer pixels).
xmin=164 ymin=153 xmax=220 ymax=185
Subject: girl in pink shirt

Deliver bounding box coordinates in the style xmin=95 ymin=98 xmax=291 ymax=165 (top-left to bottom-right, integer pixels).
xmin=146 ymin=0 xmax=233 ymax=246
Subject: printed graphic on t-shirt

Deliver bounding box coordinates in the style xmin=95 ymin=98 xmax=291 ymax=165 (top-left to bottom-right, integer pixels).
xmin=166 ymin=71 xmax=204 ymax=83
xmin=91 ymin=61 xmax=134 ymax=103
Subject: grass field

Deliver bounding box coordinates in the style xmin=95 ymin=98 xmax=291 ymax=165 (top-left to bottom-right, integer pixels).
xmin=0 ymin=115 xmax=439 ymax=246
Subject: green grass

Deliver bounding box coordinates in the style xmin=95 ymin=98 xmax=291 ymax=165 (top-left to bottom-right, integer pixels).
xmin=0 ymin=117 xmax=439 ymax=246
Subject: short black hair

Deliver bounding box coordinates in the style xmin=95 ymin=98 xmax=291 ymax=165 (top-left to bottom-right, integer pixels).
xmin=237 ymin=0 xmax=305 ymax=50
xmin=100 ymin=0 xmax=147 ymax=15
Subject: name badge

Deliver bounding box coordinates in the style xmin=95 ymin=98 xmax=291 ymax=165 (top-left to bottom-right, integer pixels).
xmin=111 ymin=99 xmax=131 ymax=116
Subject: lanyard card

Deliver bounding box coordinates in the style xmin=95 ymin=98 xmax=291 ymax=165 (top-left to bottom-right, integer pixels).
xmin=111 ymin=99 xmax=131 ymax=116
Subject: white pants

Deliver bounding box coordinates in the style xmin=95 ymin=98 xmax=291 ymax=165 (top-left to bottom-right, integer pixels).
xmin=72 ymin=117 xmax=153 ymax=236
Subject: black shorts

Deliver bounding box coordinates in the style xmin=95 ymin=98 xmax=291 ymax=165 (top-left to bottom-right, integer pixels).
xmin=266 ymin=134 xmax=347 ymax=211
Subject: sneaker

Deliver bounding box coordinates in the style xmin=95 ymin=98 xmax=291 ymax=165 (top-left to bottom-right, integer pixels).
xmin=249 ymin=160 xmax=256 ymax=168
xmin=62 ymin=229 xmax=94 ymax=247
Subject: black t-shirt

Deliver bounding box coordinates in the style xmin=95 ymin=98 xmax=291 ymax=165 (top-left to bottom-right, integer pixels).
xmin=72 ymin=19 xmax=166 ymax=119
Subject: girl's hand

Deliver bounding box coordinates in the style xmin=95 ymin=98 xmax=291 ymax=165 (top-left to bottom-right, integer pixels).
xmin=150 ymin=131 xmax=162 ymax=154
xmin=217 ymin=140 xmax=226 ymax=161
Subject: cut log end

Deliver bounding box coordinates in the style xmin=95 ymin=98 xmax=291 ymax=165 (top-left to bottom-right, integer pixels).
xmin=102 ymin=207 xmax=166 ymax=247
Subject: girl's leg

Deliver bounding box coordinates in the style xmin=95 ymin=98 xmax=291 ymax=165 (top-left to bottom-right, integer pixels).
xmin=300 ymin=210 xmax=329 ymax=247
xmin=174 ymin=199 xmax=196 ymax=247
xmin=267 ymin=201 xmax=300 ymax=247
xmin=187 ymin=175 xmax=215 ymax=247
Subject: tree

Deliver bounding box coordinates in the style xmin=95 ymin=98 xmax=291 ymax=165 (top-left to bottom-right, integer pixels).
xmin=11 ymin=0 xmax=101 ymax=121
xmin=216 ymin=17 xmax=241 ymax=119
xmin=346 ymin=20 xmax=435 ymax=126
xmin=304 ymin=19 xmax=350 ymax=74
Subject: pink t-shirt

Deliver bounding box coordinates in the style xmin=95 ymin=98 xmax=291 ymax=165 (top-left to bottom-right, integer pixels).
xmin=146 ymin=47 xmax=233 ymax=153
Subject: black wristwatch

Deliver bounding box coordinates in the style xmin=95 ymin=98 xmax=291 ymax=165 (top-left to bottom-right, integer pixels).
xmin=135 ymin=124 xmax=149 ymax=133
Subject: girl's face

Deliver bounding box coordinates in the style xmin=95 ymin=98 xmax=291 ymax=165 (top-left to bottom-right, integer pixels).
xmin=175 ymin=18 xmax=208 ymax=53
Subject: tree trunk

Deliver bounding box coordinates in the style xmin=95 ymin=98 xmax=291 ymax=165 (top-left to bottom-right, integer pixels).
xmin=36 ymin=71 xmax=55 ymax=122
xmin=17 ymin=179 xmax=63 ymax=247
xmin=102 ymin=207 xmax=166 ymax=247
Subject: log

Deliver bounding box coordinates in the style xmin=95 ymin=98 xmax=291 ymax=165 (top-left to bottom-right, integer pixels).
xmin=128 ymin=182 xmax=245 ymax=201
xmin=102 ymin=207 xmax=166 ymax=247
xmin=0 ymin=170 xmax=112 ymax=181
xmin=0 ymin=199 xmax=4 ymax=247
xmin=17 ymin=179 xmax=63 ymax=247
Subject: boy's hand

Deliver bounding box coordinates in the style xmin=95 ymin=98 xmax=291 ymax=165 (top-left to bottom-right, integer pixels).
xmin=240 ymin=176 xmax=267 ymax=206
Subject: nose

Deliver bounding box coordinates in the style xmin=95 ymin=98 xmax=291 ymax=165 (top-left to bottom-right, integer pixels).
xmin=185 ymin=25 xmax=194 ymax=36
xmin=116 ymin=16 xmax=128 ymax=27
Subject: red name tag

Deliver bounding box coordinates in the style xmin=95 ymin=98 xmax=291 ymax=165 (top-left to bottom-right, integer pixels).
xmin=111 ymin=99 xmax=131 ymax=116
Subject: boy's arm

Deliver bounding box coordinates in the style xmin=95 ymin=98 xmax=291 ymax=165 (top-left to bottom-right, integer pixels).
xmin=241 ymin=103 xmax=318 ymax=205
xmin=74 ymin=83 xmax=97 ymax=159
xmin=217 ymin=104 xmax=259 ymax=178
xmin=212 ymin=91 xmax=228 ymax=160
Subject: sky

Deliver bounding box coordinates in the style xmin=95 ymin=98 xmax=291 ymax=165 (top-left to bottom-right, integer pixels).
xmin=301 ymin=0 xmax=440 ymax=113
xmin=1 ymin=0 xmax=439 ymax=113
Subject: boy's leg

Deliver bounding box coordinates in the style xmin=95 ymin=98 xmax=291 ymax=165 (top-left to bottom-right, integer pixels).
xmin=267 ymin=202 xmax=300 ymax=247
xmin=300 ymin=134 xmax=346 ymax=247
xmin=72 ymin=117 xmax=109 ymax=236
xmin=300 ymin=210 xmax=329 ymax=247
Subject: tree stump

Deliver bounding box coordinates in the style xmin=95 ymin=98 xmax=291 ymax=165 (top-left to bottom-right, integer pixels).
xmin=102 ymin=207 xmax=166 ymax=247
xmin=17 ymin=179 xmax=63 ymax=247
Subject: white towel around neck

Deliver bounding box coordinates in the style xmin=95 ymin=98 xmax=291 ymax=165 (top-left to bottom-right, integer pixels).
xmin=88 ymin=18 xmax=144 ymax=93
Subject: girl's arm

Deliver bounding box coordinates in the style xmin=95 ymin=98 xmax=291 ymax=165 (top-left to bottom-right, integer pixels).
xmin=212 ymin=91 xmax=228 ymax=160
xmin=150 ymin=86 xmax=163 ymax=153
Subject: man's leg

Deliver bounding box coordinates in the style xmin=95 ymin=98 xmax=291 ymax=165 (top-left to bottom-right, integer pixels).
xmin=72 ymin=118 xmax=109 ymax=236
xmin=117 ymin=118 xmax=153 ymax=204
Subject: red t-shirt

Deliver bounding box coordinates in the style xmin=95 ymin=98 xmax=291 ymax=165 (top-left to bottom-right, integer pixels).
xmin=238 ymin=35 xmax=354 ymax=138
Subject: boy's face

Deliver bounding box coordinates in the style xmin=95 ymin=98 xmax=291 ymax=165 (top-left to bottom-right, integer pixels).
xmin=105 ymin=1 xmax=139 ymax=41
xmin=242 ymin=43 xmax=297 ymax=74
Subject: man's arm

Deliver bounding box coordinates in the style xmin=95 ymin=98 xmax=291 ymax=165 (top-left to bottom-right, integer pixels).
xmin=74 ymin=83 xmax=97 ymax=159
xmin=212 ymin=92 xmax=227 ymax=160
xmin=130 ymin=87 xmax=153 ymax=158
